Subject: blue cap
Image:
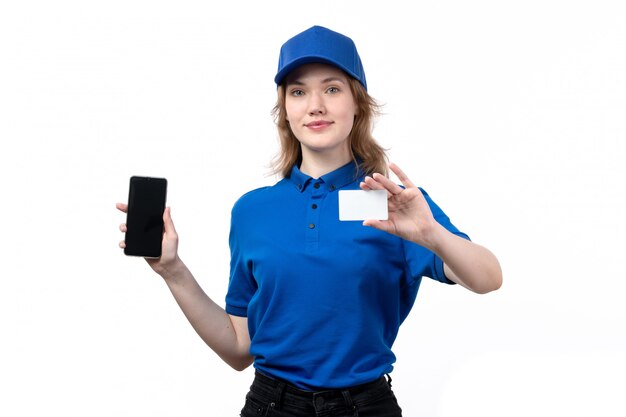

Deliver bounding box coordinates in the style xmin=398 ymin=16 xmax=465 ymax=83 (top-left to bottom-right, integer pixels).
xmin=274 ymin=26 xmax=367 ymax=90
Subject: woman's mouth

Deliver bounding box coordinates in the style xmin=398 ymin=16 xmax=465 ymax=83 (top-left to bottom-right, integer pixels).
xmin=305 ymin=120 xmax=333 ymax=130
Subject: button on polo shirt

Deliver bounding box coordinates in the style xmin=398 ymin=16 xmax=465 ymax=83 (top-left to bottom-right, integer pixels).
xmin=226 ymin=161 xmax=469 ymax=390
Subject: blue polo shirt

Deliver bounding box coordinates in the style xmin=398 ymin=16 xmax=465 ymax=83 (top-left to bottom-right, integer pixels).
xmin=225 ymin=161 xmax=469 ymax=390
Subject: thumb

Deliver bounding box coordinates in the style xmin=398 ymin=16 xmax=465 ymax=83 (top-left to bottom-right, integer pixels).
xmin=363 ymin=219 xmax=392 ymax=233
xmin=163 ymin=207 xmax=177 ymax=235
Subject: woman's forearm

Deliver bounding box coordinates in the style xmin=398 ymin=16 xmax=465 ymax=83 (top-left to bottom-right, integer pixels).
xmin=159 ymin=258 xmax=253 ymax=370
xmin=428 ymin=224 xmax=503 ymax=294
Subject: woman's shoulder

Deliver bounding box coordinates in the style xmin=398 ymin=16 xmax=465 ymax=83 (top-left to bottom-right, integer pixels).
xmin=232 ymin=186 xmax=270 ymax=212
xmin=231 ymin=178 xmax=290 ymax=214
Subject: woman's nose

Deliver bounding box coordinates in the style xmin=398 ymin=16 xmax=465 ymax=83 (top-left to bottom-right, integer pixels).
xmin=308 ymin=94 xmax=326 ymax=115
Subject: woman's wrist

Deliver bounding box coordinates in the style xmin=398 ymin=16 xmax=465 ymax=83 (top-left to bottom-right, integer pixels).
xmin=154 ymin=256 xmax=187 ymax=282
xmin=417 ymin=221 xmax=449 ymax=254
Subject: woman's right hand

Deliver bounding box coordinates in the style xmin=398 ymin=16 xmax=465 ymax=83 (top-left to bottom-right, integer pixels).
xmin=116 ymin=203 xmax=181 ymax=278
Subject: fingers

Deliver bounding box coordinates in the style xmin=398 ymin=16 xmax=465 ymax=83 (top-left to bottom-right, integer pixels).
xmin=370 ymin=173 xmax=404 ymax=196
xmin=117 ymin=203 xmax=128 ymax=249
xmin=116 ymin=202 xmax=128 ymax=213
xmin=362 ymin=163 xmax=417 ymax=197
xmin=389 ymin=163 xmax=416 ymax=189
xmin=362 ymin=176 xmax=393 ymax=198
xmin=362 ymin=176 xmax=385 ymax=190
xmin=115 ymin=203 xmax=128 ymax=249
xmin=359 ymin=181 xmax=372 ymax=191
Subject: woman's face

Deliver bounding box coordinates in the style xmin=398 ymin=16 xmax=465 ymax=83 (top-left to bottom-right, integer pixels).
xmin=284 ymin=63 xmax=358 ymax=160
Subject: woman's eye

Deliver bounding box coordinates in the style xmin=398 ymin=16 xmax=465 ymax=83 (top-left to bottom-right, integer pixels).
xmin=290 ymin=89 xmax=304 ymax=96
xmin=327 ymin=87 xmax=339 ymax=93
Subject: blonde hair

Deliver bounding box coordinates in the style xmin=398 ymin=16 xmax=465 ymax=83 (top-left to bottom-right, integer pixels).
xmin=270 ymin=76 xmax=388 ymax=178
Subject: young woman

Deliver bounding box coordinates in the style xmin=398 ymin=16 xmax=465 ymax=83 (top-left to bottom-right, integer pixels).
xmin=118 ymin=25 xmax=502 ymax=417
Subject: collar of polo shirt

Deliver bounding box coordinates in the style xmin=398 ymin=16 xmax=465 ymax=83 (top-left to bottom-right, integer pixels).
xmin=288 ymin=160 xmax=362 ymax=193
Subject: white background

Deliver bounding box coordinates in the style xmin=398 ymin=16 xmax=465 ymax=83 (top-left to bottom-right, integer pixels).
xmin=1 ymin=1 xmax=625 ymax=416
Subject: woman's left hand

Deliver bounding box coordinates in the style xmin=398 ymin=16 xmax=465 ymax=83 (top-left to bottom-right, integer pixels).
xmin=360 ymin=163 xmax=439 ymax=249
xmin=361 ymin=163 xmax=503 ymax=294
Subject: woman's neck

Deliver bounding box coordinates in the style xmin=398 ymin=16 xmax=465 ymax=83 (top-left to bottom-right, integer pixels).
xmin=299 ymin=147 xmax=352 ymax=179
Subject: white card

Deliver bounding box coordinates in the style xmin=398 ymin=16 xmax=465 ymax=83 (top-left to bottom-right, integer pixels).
xmin=338 ymin=190 xmax=388 ymax=221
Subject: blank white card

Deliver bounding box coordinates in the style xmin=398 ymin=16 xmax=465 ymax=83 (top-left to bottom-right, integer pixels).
xmin=338 ymin=190 xmax=388 ymax=221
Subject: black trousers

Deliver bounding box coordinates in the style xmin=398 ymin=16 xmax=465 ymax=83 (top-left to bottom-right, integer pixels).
xmin=240 ymin=371 xmax=403 ymax=417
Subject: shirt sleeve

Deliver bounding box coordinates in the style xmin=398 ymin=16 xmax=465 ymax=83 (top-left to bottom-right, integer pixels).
xmin=224 ymin=201 xmax=257 ymax=317
xmin=402 ymin=188 xmax=470 ymax=285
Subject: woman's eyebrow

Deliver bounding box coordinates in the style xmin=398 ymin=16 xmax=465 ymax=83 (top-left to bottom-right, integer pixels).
xmin=286 ymin=77 xmax=346 ymax=87
xmin=321 ymin=77 xmax=346 ymax=84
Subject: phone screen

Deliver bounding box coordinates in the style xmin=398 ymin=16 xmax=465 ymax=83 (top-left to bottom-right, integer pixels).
xmin=124 ymin=176 xmax=167 ymax=258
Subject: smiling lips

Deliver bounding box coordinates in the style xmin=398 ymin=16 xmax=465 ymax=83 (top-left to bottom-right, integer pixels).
xmin=305 ymin=120 xmax=333 ymax=130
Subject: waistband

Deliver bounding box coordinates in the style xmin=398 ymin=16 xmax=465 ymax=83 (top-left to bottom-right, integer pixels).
xmin=251 ymin=370 xmax=392 ymax=400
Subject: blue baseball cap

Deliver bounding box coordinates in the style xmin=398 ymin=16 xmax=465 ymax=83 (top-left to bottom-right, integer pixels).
xmin=274 ymin=25 xmax=367 ymax=90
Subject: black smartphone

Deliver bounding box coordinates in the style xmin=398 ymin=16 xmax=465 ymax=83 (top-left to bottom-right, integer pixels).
xmin=124 ymin=176 xmax=168 ymax=258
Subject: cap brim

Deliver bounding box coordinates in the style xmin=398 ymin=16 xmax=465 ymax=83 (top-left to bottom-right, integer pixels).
xmin=274 ymin=56 xmax=361 ymax=86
